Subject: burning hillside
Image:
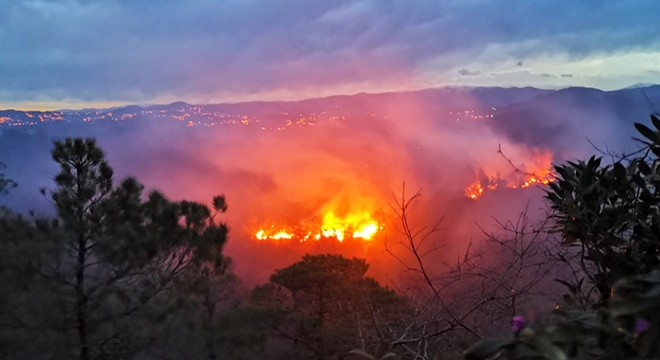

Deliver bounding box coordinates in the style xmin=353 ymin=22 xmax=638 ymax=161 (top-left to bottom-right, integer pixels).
xmin=248 ymin=144 xmax=555 ymax=245
xmin=6 ymin=87 xmax=612 ymax=284
xmin=465 ymin=147 xmax=555 ymax=200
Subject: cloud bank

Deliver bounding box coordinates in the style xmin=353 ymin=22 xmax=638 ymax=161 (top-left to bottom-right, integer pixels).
xmin=2 ymin=0 xmax=660 ymax=107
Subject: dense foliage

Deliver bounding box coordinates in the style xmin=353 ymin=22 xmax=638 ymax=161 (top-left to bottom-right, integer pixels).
xmin=465 ymin=114 xmax=660 ymax=360
xmin=464 ymin=269 xmax=660 ymax=360
xmin=546 ymin=116 xmax=660 ymax=306
xmin=264 ymin=254 xmax=409 ymax=359
xmin=1 ymin=138 xmax=229 ymax=360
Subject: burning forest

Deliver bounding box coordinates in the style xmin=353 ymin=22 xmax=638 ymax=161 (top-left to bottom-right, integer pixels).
xmin=0 ymin=88 xmax=637 ymax=284
xmin=3 ymin=1 xmax=660 ymax=358
xmin=2 ymin=87 xmax=660 ymax=360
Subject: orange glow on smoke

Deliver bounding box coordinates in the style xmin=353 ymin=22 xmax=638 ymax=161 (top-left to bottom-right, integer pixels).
xmin=252 ymin=185 xmax=386 ymax=243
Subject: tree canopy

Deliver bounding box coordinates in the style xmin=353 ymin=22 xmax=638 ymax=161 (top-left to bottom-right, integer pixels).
xmin=0 ymin=161 xmax=16 ymax=196
xmin=546 ymin=114 xmax=660 ymax=305
xmin=1 ymin=138 xmax=229 ymax=360
xmin=466 ymin=114 xmax=660 ymax=360
xmin=254 ymin=254 xmax=409 ymax=360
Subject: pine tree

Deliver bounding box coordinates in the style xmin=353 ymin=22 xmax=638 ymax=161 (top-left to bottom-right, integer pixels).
xmin=47 ymin=138 xmax=228 ymax=360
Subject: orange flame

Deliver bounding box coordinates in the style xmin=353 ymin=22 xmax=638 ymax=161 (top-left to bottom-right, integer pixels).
xmin=465 ymin=182 xmax=484 ymax=200
xmin=255 ymin=229 xmax=294 ymax=240
xmin=253 ymin=188 xmax=386 ymax=243
xmin=465 ymin=150 xmax=554 ymax=200
xmin=254 ymin=210 xmax=381 ymax=243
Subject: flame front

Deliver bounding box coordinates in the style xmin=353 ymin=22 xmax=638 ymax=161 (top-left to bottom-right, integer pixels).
xmin=465 ymin=172 xmax=553 ymax=200
xmin=321 ymin=211 xmax=380 ymax=242
xmin=465 ymin=150 xmax=554 ymax=200
xmin=254 ymin=210 xmax=381 ymax=242
xmin=256 ymin=229 xmax=294 ymax=240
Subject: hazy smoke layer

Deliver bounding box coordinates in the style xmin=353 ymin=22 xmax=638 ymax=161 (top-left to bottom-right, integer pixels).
xmin=1 ymin=87 xmax=657 ymax=284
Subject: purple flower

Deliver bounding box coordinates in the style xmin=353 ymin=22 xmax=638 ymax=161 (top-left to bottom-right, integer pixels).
xmin=634 ymin=319 xmax=651 ymax=333
xmin=512 ymin=315 xmax=526 ymax=333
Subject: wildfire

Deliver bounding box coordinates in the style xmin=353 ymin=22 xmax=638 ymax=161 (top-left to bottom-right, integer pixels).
xmin=254 ymin=210 xmax=381 ymax=243
xmin=465 ymin=150 xmax=555 ymax=200
xmin=465 ymin=182 xmax=484 ymax=200
xmin=255 ymin=229 xmax=294 ymax=240
xmin=465 ymin=171 xmax=553 ymax=199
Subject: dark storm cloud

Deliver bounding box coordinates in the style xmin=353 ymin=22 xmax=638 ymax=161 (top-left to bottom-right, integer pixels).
xmin=1 ymin=0 xmax=660 ymax=103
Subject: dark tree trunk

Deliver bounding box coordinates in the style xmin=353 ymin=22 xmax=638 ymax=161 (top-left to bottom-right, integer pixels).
xmin=76 ymin=235 xmax=89 ymax=360
xmin=205 ymin=288 xmax=217 ymax=360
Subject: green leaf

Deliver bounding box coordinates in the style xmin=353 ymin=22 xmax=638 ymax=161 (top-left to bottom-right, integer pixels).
xmin=639 ymin=161 xmax=652 ymax=175
xmin=546 ymin=192 xmax=561 ymax=204
xmin=635 ymin=123 xmax=658 ymax=143
xmin=506 ymin=343 xmax=544 ymax=359
xmin=651 ymin=146 xmax=660 ymax=158
xmin=651 ymin=114 xmax=660 ymax=131
xmin=613 ymin=163 xmax=626 ymax=180
xmin=609 ymin=296 xmax=659 ymax=317
xmin=535 ymin=339 xmax=567 ymax=360
xmin=464 ymin=337 xmax=516 ymax=360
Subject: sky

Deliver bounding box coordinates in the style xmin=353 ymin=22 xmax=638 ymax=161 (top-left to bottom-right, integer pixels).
xmin=2 ymin=0 xmax=660 ymax=110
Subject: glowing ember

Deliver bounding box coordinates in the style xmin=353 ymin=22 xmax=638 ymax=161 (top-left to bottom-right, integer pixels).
xmin=465 ymin=182 xmax=484 ymax=200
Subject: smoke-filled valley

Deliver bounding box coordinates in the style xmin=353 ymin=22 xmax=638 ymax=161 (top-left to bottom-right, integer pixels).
xmin=2 ymin=85 xmax=659 ymax=285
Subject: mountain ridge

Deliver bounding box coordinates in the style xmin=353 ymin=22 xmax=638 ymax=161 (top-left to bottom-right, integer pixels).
xmin=2 ymin=85 xmax=659 ymax=131
xmin=3 ymin=84 xmax=658 ymax=114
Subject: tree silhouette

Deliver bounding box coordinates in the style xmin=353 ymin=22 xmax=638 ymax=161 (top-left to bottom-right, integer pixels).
xmin=0 ymin=161 xmax=16 ymax=196
xmin=257 ymin=254 xmax=408 ymax=360
xmin=547 ymin=114 xmax=660 ymax=306
xmin=6 ymin=138 xmax=229 ymax=360
xmin=465 ymin=115 xmax=660 ymax=360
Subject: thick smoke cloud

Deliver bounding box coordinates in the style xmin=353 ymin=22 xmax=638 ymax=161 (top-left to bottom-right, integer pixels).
xmin=486 ymin=87 xmax=660 ymax=160
xmin=2 ymin=86 xmax=659 ymax=283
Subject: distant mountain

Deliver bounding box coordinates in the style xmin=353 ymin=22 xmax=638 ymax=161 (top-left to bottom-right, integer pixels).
xmin=486 ymin=85 xmax=660 ymax=157
xmin=622 ymin=82 xmax=659 ymax=90
xmin=2 ymin=86 xmax=659 ymax=143
xmin=0 ymin=86 xmax=550 ymax=127
xmin=470 ymin=86 xmax=553 ymax=107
